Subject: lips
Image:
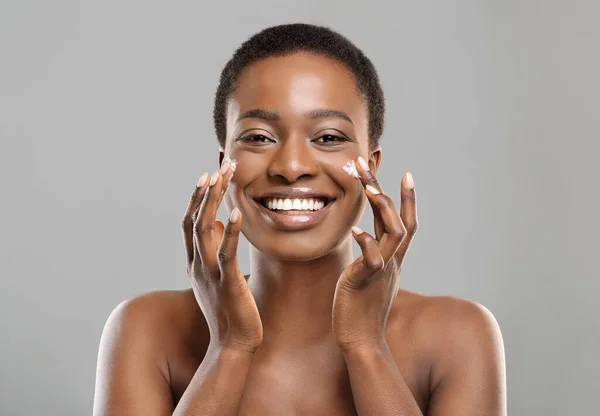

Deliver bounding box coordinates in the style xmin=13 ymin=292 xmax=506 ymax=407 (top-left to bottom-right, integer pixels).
xmin=251 ymin=197 xmax=335 ymax=231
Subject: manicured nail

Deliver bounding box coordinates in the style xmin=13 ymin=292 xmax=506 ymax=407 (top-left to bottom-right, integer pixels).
xmin=351 ymin=225 xmax=364 ymax=234
xmin=219 ymin=159 xmax=230 ymax=175
xmin=229 ymin=207 xmax=240 ymax=223
xmin=357 ymin=156 xmax=370 ymax=172
xmin=197 ymin=172 xmax=208 ymax=187
xmin=365 ymin=184 xmax=380 ymax=195
xmin=406 ymin=172 xmax=414 ymax=189
xmin=209 ymin=171 xmax=220 ymax=186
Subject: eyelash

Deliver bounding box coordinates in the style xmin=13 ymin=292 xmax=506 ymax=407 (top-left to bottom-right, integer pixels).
xmin=239 ymin=134 xmax=349 ymax=145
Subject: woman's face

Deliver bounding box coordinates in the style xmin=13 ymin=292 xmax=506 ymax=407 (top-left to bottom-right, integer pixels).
xmin=222 ymin=52 xmax=380 ymax=261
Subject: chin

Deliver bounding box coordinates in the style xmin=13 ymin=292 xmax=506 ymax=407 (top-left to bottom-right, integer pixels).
xmin=247 ymin=232 xmax=347 ymax=262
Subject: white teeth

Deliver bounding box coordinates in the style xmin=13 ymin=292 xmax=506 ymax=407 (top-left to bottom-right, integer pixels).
xmin=263 ymin=197 xmax=329 ymax=212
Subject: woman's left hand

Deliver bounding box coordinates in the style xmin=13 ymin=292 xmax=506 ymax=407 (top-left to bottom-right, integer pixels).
xmin=332 ymin=157 xmax=418 ymax=352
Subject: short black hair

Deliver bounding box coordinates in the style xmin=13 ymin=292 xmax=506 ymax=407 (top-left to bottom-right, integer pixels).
xmin=213 ymin=23 xmax=385 ymax=150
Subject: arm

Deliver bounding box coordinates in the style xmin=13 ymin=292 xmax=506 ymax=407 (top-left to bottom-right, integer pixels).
xmin=173 ymin=346 xmax=253 ymax=415
xmin=426 ymin=299 xmax=507 ymax=416
xmin=342 ymin=343 xmax=423 ymax=416
xmin=342 ymin=299 xmax=506 ymax=416
xmin=93 ymin=297 xmax=174 ymax=416
xmin=93 ymin=294 xmax=254 ymax=416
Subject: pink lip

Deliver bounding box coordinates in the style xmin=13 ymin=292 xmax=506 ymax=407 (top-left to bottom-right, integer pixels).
xmin=252 ymin=198 xmax=335 ymax=231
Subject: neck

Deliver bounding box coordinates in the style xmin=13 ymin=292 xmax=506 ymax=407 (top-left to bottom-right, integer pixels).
xmin=248 ymin=236 xmax=355 ymax=348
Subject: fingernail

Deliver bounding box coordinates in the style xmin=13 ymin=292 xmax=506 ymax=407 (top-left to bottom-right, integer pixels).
xmin=229 ymin=207 xmax=240 ymax=223
xmin=357 ymin=156 xmax=370 ymax=172
xmin=406 ymin=172 xmax=414 ymax=189
xmin=342 ymin=160 xmax=361 ymax=179
xmin=219 ymin=159 xmax=230 ymax=175
xmin=365 ymin=184 xmax=380 ymax=195
xmin=351 ymin=225 xmax=364 ymax=234
xmin=197 ymin=172 xmax=208 ymax=187
xmin=209 ymin=171 xmax=220 ymax=186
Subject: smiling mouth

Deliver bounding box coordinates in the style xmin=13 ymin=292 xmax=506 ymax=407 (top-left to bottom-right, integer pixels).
xmin=254 ymin=197 xmax=335 ymax=213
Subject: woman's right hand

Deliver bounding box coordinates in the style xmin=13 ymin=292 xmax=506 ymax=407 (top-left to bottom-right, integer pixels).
xmin=181 ymin=159 xmax=263 ymax=353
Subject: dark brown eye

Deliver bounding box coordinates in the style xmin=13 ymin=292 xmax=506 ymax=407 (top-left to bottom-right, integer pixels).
xmin=239 ymin=134 xmax=273 ymax=143
xmin=315 ymin=134 xmax=347 ymax=144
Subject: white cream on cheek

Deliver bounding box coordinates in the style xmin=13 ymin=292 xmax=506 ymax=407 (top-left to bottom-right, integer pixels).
xmin=342 ymin=159 xmax=360 ymax=179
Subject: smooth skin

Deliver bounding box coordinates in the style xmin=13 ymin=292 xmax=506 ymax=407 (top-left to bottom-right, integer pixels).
xmin=93 ymin=52 xmax=506 ymax=415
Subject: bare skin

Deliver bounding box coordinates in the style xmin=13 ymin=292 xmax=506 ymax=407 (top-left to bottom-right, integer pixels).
xmin=93 ymin=52 xmax=506 ymax=415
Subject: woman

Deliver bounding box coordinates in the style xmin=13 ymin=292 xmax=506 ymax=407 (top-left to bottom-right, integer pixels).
xmin=93 ymin=23 xmax=506 ymax=415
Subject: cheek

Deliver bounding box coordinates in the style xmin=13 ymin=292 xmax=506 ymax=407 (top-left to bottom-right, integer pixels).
xmin=221 ymin=151 xmax=267 ymax=211
xmin=319 ymin=152 xmax=364 ymax=192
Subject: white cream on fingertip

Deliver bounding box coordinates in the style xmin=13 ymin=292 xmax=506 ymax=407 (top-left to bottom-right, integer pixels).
xmin=342 ymin=159 xmax=361 ymax=179
xmin=222 ymin=156 xmax=238 ymax=173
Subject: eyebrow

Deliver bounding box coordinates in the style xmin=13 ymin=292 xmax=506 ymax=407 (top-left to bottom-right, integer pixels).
xmin=236 ymin=108 xmax=354 ymax=125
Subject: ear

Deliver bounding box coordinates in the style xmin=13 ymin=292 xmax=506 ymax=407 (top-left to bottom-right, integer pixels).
xmin=368 ymin=146 xmax=382 ymax=175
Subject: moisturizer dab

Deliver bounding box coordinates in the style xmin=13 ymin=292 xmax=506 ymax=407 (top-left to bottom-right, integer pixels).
xmin=222 ymin=156 xmax=238 ymax=173
xmin=342 ymin=159 xmax=361 ymax=179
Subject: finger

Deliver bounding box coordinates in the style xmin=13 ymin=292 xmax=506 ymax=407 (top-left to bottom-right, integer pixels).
xmin=395 ymin=172 xmax=418 ymax=264
xmin=356 ymin=156 xmax=385 ymax=240
xmin=194 ymin=170 xmax=223 ymax=277
xmin=214 ymin=219 xmax=225 ymax=244
xmin=193 ymin=167 xmax=229 ymax=224
xmin=182 ymin=172 xmax=209 ymax=264
xmin=342 ymin=226 xmax=384 ymax=288
xmin=217 ymin=207 xmax=243 ymax=285
xmin=364 ymin=184 xmax=407 ymax=263
xmin=217 ymin=159 xmax=235 ymax=206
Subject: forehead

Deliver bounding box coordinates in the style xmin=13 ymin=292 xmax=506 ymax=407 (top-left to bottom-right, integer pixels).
xmin=228 ymin=52 xmax=366 ymax=120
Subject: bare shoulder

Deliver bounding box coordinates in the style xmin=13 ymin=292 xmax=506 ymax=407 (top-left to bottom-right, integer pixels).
xmin=392 ymin=289 xmax=506 ymax=396
xmin=397 ymin=289 xmax=501 ymax=329
xmin=102 ymin=288 xmax=207 ymax=352
xmin=393 ymin=288 xmax=504 ymax=353
xmin=104 ymin=289 xmax=201 ymax=333
xmin=94 ymin=289 xmax=206 ymax=415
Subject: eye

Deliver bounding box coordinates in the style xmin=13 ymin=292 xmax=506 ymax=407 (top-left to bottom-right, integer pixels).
xmin=314 ymin=134 xmax=349 ymax=145
xmin=238 ymin=134 xmax=274 ymax=144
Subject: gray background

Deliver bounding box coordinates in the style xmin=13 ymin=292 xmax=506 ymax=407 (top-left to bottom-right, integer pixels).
xmin=1 ymin=0 xmax=598 ymax=415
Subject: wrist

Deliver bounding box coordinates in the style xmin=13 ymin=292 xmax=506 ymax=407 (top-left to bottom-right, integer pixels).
xmin=338 ymin=339 xmax=390 ymax=357
xmin=208 ymin=340 xmax=261 ymax=357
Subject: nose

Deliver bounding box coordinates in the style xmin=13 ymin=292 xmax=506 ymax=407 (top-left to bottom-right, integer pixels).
xmin=266 ymin=136 xmax=319 ymax=183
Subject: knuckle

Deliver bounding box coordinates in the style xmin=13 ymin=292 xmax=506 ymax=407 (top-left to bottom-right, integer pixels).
xmin=367 ymin=174 xmax=379 ymax=186
xmin=406 ymin=220 xmax=419 ymax=234
xmin=189 ymin=188 xmax=202 ymax=202
xmin=404 ymin=192 xmax=417 ymax=203
xmin=367 ymin=260 xmax=385 ymax=273
xmin=378 ymin=195 xmax=394 ymax=209
xmin=365 ymin=255 xmax=385 ymax=272
xmin=217 ymin=248 xmax=232 ymax=265
xmin=390 ymin=223 xmax=406 ymax=238
xmin=181 ymin=216 xmax=193 ymax=231
xmin=193 ymin=222 xmax=214 ymax=238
